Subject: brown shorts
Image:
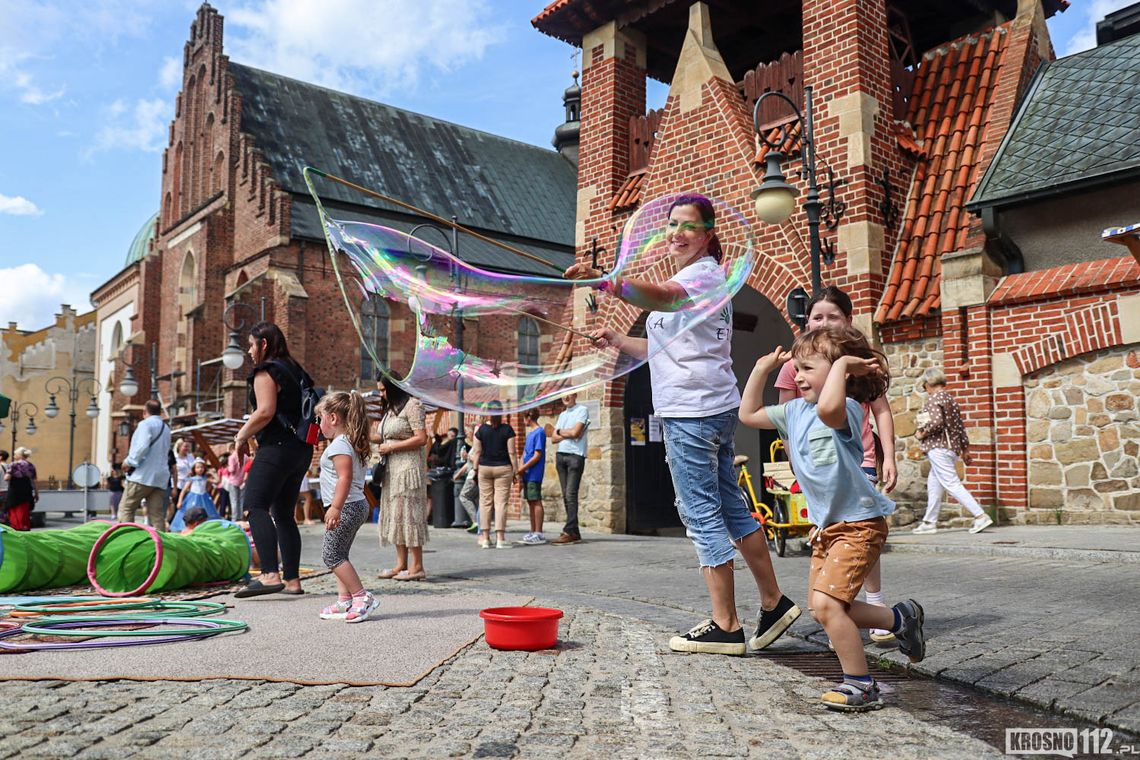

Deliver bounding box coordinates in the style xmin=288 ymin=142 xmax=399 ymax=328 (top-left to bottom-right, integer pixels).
xmin=807 ymin=517 xmax=889 ymax=604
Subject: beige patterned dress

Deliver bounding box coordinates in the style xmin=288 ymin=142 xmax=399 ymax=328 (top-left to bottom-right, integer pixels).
xmin=377 ymin=398 xmax=429 ymax=547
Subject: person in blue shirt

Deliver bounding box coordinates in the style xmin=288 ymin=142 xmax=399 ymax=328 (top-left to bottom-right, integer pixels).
xmin=739 ymin=326 xmax=927 ymax=713
xmin=516 ymin=409 xmax=547 ymax=545
xmin=119 ymin=399 xmax=173 ymax=531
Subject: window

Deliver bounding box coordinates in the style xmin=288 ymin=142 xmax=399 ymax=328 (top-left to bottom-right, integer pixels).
xmin=360 ymin=295 xmax=390 ymax=380
xmin=518 ymin=316 xmax=540 ymax=371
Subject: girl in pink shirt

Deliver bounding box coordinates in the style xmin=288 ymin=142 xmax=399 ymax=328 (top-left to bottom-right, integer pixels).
xmin=774 ymin=287 xmax=897 ymax=642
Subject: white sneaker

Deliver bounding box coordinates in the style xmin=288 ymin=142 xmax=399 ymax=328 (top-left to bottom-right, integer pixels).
xmin=521 ymin=533 xmax=547 ymax=545
xmin=479 ymin=539 xmax=492 ymax=549
xmin=495 ymin=539 xmax=511 ymax=549
xmin=969 ymin=514 xmax=994 ymax=534
xmin=911 ymin=521 xmax=938 ymax=535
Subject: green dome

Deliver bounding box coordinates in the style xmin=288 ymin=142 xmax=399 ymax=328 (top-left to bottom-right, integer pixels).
xmin=126 ymin=212 xmax=158 ymax=266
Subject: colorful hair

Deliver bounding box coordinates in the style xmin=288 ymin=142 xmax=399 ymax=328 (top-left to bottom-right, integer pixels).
xmin=316 ymin=391 xmax=371 ymax=465
xmin=790 ymin=326 xmax=890 ymax=403
xmin=806 ymin=285 xmax=853 ymax=321
xmin=668 ymin=193 xmax=723 ymax=264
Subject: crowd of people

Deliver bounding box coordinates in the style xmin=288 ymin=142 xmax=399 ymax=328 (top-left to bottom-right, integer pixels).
xmin=0 ymin=192 xmax=1000 ymax=714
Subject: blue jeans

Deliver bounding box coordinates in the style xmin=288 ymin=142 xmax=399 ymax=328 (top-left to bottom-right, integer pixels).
xmin=662 ymin=410 xmax=760 ymax=567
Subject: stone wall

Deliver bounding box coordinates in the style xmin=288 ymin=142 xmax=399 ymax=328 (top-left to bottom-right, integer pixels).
xmin=883 ymin=336 xmax=945 ymax=524
xmin=1023 ymin=344 xmax=1140 ymax=524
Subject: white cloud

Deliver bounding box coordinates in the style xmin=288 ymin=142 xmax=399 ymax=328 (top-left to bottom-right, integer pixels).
xmin=0 ymin=194 xmax=43 ymax=215
xmin=86 ymin=98 xmax=170 ymax=157
xmin=1060 ymin=0 xmax=1137 ymax=56
xmin=159 ymin=56 xmax=182 ymax=90
xmin=0 ymin=264 xmax=95 ymax=329
xmin=225 ymin=0 xmax=506 ymax=97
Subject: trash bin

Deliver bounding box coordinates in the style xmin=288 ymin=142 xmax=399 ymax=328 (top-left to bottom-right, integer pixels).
xmin=427 ymin=467 xmax=454 ymax=528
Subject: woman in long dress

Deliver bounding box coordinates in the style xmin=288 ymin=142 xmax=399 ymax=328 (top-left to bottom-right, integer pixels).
xmin=372 ymin=377 xmax=429 ymax=581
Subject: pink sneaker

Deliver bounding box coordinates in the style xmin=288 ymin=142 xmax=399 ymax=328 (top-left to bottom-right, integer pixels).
xmin=319 ymin=598 xmax=351 ymax=620
xmin=345 ymin=592 xmax=379 ymax=624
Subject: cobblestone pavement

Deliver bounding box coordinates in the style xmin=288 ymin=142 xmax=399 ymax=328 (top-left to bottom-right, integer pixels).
xmin=2 ymin=520 xmax=1135 ymax=757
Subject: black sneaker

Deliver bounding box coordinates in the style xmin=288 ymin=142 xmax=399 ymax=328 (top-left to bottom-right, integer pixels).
xmin=893 ymin=599 xmax=926 ymax=662
xmin=749 ymin=595 xmax=802 ymax=650
xmin=668 ymin=619 xmax=746 ymax=656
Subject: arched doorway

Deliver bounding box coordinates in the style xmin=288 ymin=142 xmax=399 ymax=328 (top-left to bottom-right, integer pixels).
xmin=622 ymin=286 xmax=794 ymax=534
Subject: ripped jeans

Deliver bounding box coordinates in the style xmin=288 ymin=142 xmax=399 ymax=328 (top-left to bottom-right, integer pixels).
xmin=662 ymin=409 xmax=761 ymax=567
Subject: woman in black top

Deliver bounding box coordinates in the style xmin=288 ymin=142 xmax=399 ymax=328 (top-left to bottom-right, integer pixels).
xmin=469 ymin=403 xmax=518 ymax=549
xmin=233 ymin=322 xmax=315 ymax=597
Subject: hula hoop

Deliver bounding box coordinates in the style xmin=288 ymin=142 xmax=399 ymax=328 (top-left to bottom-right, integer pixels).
xmin=87 ymin=523 xmax=165 ymax=597
xmin=11 ymin=600 xmax=225 ymax=618
xmin=0 ymin=623 xmax=208 ymax=651
xmin=19 ymin=615 xmax=247 ymax=638
xmin=9 ymin=597 xmax=159 ymax=617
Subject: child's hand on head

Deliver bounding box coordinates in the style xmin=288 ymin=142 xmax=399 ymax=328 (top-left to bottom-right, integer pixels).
xmin=843 ymin=356 xmax=883 ymax=377
xmin=754 ymin=346 xmax=791 ymax=375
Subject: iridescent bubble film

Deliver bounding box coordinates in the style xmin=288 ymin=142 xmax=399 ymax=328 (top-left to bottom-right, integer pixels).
xmin=305 ymin=168 xmax=756 ymax=413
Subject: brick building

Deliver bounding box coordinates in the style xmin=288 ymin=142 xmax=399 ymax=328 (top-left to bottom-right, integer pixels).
xmin=533 ymin=0 xmax=1140 ymax=531
xmin=97 ymin=3 xmax=580 ymax=507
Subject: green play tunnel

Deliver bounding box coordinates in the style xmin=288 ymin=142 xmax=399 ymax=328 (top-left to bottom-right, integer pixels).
xmin=88 ymin=520 xmax=252 ymax=597
xmin=0 ymin=521 xmax=114 ymax=593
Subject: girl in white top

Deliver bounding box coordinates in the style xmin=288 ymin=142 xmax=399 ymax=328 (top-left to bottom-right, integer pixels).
xmin=566 ymin=193 xmax=800 ymax=656
xmin=315 ymin=391 xmax=378 ymax=624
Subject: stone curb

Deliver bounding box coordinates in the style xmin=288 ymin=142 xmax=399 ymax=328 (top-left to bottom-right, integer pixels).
xmin=881 ymin=541 xmax=1140 ymax=564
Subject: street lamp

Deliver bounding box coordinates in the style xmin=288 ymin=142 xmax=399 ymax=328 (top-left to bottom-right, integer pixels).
xmin=0 ymin=401 xmax=39 ymax=453
xmin=750 ymin=85 xmax=847 ymax=304
xmin=221 ymin=297 xmax=266 ymax=371
xmin=43 ymin=372 xmax=101 ymax=488
xmin=407 ymin=219 xmax=467 ymax=468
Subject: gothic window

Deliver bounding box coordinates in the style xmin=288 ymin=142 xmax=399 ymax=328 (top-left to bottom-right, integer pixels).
xmin=360 ymin=295 xmax=390 ymax=380
xmin=518 ymin=316 xmax=540 ymax=371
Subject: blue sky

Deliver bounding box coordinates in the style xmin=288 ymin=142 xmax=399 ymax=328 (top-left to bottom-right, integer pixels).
xmin=0 ymin=0 xmax=1123 ymax=330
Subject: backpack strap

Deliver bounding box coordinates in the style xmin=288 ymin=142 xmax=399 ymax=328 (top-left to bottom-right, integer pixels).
xmin=268 ymin=359 xmax=306 ymax=435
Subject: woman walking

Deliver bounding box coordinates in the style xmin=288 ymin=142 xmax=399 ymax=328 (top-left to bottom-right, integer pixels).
xmin=372 ymin=376 xmax=430 ymax=581
xmin=4 ymin=447 xmax=37 ymax=531
xmin=913 ymin=367 xmax=992 ymax=535
xmin=233 ymin=322 xmax=315 ymax=598
xmin=567 ymin=193 xmax=799 ymax=655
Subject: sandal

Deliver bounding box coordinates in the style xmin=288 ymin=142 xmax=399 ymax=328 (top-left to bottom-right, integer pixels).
xmin=234 ymin=579 xmax=286 ymax=598
xmin=394 ymin=570 xmax=427 ymax=582
xmin=377 ymin=568 xmax=405 ymax=579
xmin=820 ymin=680 xmax=884 ymax=712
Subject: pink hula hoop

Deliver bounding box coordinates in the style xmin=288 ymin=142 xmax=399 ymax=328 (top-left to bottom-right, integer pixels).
xmin=87 ymin=523 xmax=166 ymax=598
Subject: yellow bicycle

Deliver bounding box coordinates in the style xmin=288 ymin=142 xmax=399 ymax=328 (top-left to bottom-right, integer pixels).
xmin=735 ymin=441 xmax=813 ymax=556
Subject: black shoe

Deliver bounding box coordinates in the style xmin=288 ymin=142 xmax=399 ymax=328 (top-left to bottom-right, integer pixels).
xmin=669 ymin=619 xmax=746 ymax=656
xmin=749 ymin=594 xmax=802 ymax=650
xmin=893 ymin=599 xmax=926 ymax=662
xmin=234 ymin=579 xmax=286 ymax=598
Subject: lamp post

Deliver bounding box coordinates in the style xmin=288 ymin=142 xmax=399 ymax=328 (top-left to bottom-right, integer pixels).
xmin=0 ymin=401 xmax=40 ymax=454
xmin=750 ymin=86 xmax=846 ymax=324
xmin=407 ymin=218 xmax=466 ymax=468
xmin=43 ymin=371 xmax=101 ymax=488
xmin=221 ymin=297 xmax=267 ymax=372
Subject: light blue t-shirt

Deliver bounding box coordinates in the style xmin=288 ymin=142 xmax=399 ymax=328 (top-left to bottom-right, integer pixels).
xmin=767 ymin=397 xmax=894 ymax=529
xmin=555 ymin=404 xmax=589 ymax=457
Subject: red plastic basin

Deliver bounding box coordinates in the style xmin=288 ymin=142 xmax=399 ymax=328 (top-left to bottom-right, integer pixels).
xmin=479 ymin=606 xmax=563 ymax=651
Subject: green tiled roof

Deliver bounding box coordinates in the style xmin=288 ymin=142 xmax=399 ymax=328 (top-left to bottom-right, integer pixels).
xmin=228 ymin=63 xmax=577 ymax=275
xmin=125 ymin=212 xmax=158 ymax=266
xmin=970 ymin=33 xmax=1140 ymax=209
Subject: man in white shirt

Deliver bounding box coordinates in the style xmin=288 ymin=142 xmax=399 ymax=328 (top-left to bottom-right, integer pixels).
xmin=119 ymin=399 xmax=173 ymax=531
xmin=549 ymin=393 xmax=589 ymax=545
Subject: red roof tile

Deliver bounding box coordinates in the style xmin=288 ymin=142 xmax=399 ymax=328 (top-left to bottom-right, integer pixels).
xmin=876 ymin=25 xmax=1011 ymax=324
xmin=608 ymin=170 xmax=646 ymax=212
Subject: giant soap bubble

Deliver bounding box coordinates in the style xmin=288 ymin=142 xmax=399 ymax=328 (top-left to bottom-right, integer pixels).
xmin=305 ymin=167 xmax=755 ymax=413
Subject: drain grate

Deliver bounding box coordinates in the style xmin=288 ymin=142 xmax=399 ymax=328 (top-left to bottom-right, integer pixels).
xmin=756 ymin=650 xmax=912 ymax=683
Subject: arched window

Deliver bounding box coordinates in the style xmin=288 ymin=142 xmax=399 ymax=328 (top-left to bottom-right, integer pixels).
xmin=518 ymin=316 xmax=540 ymax=371
xmin=360 ymin=295 xmax=390 ymax=380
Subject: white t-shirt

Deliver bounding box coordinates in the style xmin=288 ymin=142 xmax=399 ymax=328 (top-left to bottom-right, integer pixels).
xmin=555 ymin=404 xmax=589 ymax=456
xmin=646 ymin=257 xmax=741 ymax=417
xmin=319 ymin=434 xmax=366 ymax=506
